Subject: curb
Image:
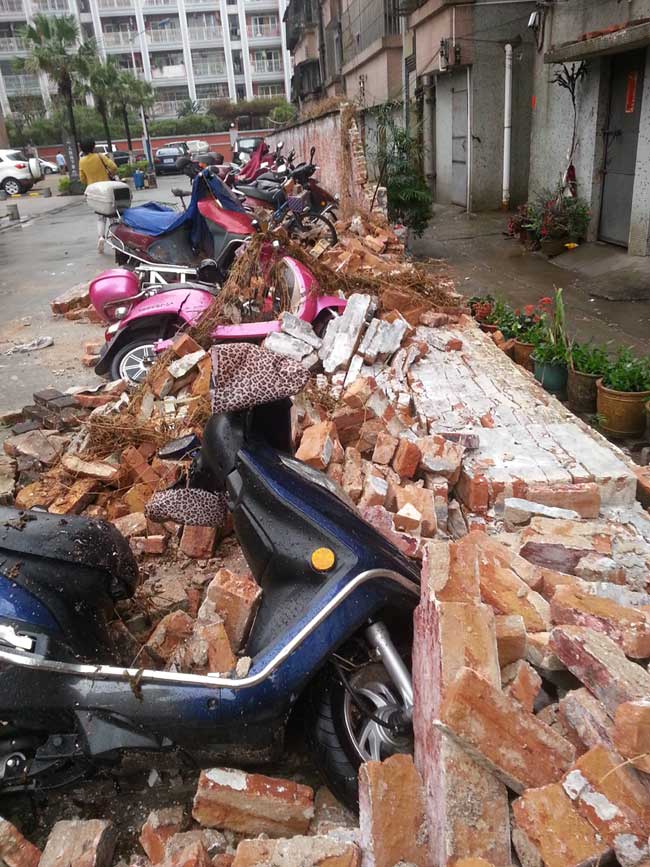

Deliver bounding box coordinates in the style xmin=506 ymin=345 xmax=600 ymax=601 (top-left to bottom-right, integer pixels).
xmin=0 ymin=198 xmax=84 ymax=235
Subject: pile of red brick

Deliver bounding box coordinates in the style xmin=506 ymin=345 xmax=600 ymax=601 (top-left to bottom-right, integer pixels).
xmin=0 ymin=752 xmax=430 ymax=867
xmin=414 ymin=511 xmax=650 ymax=867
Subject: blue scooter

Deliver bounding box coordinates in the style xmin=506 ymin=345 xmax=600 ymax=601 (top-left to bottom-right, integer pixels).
xmin=0 ymin=399 xmax=418 ymax=807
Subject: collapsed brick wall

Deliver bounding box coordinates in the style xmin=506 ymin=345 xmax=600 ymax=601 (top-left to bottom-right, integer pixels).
xmin=266 ymin=104 xmax=383 ymax=216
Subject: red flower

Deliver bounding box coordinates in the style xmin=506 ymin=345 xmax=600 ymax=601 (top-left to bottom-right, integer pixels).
xmin=540 ymin=297 xmax=552 ymax=305
xmin=524 ymin=304 xmax=536 ymax=316
xmin=514 ymin=308 xmax=520 ymax=315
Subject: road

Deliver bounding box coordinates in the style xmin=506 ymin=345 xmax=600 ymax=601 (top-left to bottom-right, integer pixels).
xmin=0 ymin=176 xmax=179 ymax=414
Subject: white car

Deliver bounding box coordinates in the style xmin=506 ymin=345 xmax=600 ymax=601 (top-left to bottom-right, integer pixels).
xmin=0 ymin=149 xmax=38 ymax=196
xmin=39 ymin=158 xmax=59 ymax=175
xmin=187 ymin=139 xmax=210 ymax=156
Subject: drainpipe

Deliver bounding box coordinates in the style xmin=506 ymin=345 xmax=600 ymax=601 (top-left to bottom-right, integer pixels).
xmin=502 ymin=42 xmax=513 ymax=208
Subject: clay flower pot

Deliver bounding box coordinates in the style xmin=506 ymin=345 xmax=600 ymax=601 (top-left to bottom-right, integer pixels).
xmin=567 ymin=368 xmax=599 ymax=415
xmin=532 ymin=357 xmax=568 ymax=398
xmin=513 ymin=340 xmax=535 ymax=372
xmin=596 ymin=380 xmax=650 ymax=439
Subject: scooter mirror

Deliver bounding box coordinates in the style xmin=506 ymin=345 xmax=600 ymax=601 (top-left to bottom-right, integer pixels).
xmin=158 ymin=433 xmax=201 ymax=460
xmin=309 ymin=146 xmax=316 ymax=163
xmin=277 ymin=141 xmax=284 ymax=151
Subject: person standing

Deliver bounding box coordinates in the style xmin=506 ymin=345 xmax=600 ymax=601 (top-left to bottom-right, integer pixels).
xmin=79 ymin=138 xmax=118 ymax=254
xmin=55 ymin=150 xmax=67 ymax=174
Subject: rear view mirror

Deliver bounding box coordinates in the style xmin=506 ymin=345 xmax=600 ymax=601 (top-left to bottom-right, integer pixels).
xmin=309 ymin=146 xmax=316 ymax=163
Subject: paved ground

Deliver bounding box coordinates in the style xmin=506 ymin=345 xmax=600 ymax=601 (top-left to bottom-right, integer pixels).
xmin=0 ymin=176 xmax=180 ymax=413
xmin=412 ymin=205 xmax=650 ymax=353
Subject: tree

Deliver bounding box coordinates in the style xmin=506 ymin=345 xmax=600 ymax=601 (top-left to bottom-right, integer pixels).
xmin=112 ymin=70 xmax=154 ymax=151
xmin=78 ymin=48 xmax=119 ymax=151
xmin=19 ymin=14 xmax=83 ymax=176
xmin=178 ymin=98 xmax=200 ymax=118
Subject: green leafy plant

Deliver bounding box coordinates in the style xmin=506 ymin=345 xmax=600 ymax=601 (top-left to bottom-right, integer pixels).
xmin=484 ymin=298 xmax=519 ymax=338
xmin=601 ymin=347 xmax=650 ymax=393
xmin=368 ymin=101 xmax=432 ymax=238
xmin=58 ymin=176 xmax=71 ymax=194
xmin=468 ymin=294 xmax=494 ymax=321
xmin=570 ymin=342 xmax=610 ymax=376
xmin=522 ymin=186 xmax=591 ymax=243
xmin=117 ymin=159 xmax=148 ymax=179
xmin=269 ymin=100 xmax=298 ymax=125
xmin=531 ymin=287 xmax=569 ymax=364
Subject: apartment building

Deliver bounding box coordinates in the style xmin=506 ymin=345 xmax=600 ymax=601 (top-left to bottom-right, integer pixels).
xmin=0 ymin=0 xmax=291 ymax=118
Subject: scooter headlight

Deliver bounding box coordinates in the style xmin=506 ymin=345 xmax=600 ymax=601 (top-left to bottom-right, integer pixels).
xmin=113 ymin=305 xmax=130 ymax=320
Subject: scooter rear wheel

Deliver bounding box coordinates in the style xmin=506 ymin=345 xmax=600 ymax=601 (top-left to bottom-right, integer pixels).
xmin=111 ymin=334 xmax=158 ymax=384
xmin=305 ymin=660 xmax=412 ymax=810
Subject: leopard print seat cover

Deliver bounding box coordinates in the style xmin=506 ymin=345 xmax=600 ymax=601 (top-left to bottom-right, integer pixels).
xmin=145 ymin=342 xmax=309 ymax=527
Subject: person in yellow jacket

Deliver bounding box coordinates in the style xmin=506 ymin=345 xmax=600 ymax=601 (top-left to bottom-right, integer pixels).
xmin=79 ymin=138 xmax=118 ymax=254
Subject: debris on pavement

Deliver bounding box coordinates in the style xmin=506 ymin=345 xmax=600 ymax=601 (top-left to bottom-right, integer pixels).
xmin=3 ymin=336 xmax=54 ymax=354
xmin=4 ymin=207 xmax=650 ymax=866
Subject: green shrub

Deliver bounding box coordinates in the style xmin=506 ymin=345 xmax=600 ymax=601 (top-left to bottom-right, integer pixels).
xmin=117 ymin=159 xmax=148 ymax=179
xmin=601 ymin=347 xmax=650 ymax=393
xmin=570 ymin=342 xmax=610 ymax=376
xmin=58 ymin=176 xmax=71 ymax=194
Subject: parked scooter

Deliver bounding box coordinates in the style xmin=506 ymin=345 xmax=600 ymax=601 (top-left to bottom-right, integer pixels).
xmin=0 ymin=347 xmax=418 ymax=807
xmin=90 ymin=253 xmax=346 ymax=383
xmin=106 ymin=160 xmax=254 ymax=281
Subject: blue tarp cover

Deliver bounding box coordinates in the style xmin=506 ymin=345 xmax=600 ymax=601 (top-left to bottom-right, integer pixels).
xmin=122 ymin=171 xmax=245 ymax=247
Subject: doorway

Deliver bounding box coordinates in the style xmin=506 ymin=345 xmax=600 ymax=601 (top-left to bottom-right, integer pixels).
xmin=599 ymin=50 xmax=645 ymax=247
xmin=451 ymin=74 xmax=468 ymax=207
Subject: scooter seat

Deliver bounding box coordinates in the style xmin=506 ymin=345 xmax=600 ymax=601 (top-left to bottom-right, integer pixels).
xmin=0 ymin=507 xmax=138 ymax=602
xmin=236 ymin=184 xmax=285 ymax=206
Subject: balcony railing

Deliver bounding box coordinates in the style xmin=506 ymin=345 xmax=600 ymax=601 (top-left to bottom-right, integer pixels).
xmin=196 ymin=93 xmax=227 ymax=108
xmin=142 ymin=0 xmax=176 ymax=8
xmin=153 ymin=99 xmax=180 ymax=116
xmin=187 ymin=25 xmax=222 ymax=42
xmin=4 ymin=73 xmax=40 ymax=94
xmin=97 ymin=0 xmax=133 ymax=9
xmin=32 ymin=0 xmax=69 ymax=12
xmin=246 ymin=23 xmax=280 ymax=38
xmin=151 ymin=62 xmax=185 ymax=78
xmin=193 ymin=60 xmax=226 ymax=77
xmin=146 ymin=26 xmax=181 ymax=44
xmin=102 ymin=29 xmax=134 ymax=46
xmin=0 ymin=35 xmax=26 ymax=50
xmin=0 ymin=0 xmax=24 ymax=13
xmin=249 ymin=58 xmax=282 ymax=73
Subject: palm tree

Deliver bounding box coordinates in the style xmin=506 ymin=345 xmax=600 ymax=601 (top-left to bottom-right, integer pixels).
xmin=78 ymin=48 xmax=119 ymax=151
xmin=19 ymin=14 xmax=82 ymax=175
xmin=112 ymin=70 xmax=153 ymax=151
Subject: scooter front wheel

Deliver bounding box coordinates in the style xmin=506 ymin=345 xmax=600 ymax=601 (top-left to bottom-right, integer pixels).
xmin=305 ymin=658 xmax=413 ymax=810
xmin=111 ymin=334 xmax=158 ymax=384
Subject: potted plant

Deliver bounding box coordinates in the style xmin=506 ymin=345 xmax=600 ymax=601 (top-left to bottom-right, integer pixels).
xmin=520 ymin=187 xmax=591 ymax=257
xmin=511 ymin=298 xmax=549 ymax=371
xmin=530 ymin=288 xmax=569 ymax=396
xmin=568 ymin=342 xmax=610 ymax=414
xmin=469 ymin=295 xmax=496 ymax=331
xmin=597 ymin=347 xmax=650 ymax=438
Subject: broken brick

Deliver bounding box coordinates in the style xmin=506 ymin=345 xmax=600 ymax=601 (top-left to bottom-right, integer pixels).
xmin=113 ymin=511 xmax=148 ymax=539
xmin=392 ymin=438 xmax=421 ymax=479
xmin=372 ymin=432 xmax=398 ymax=465
xmin=393 ymin=485 xmax=437 ymax=537
xmin=146 ymin=611 xmax=195 ymax=663
xmin=417 ymin=436 xmax=464 ymax=483
xmin=394 ymin=502 xmax=421 ymax=533
xmin=495 ymin=614 xmax=527 ymax=667
xmin=512 ymin=783 xmax=611 ymax=867
xmin=192 ymin=768 xmax=314 ymax=837
xmin=203 ymin=569 xmax=261 ymax=652
xmin=140 ymin=807 xmax=185 ymax=863
xmin=440 ymin=666 xmax=575 ymax=792
xmin=60 ymin=453 xmax=119 ymax=483
xmin=164 ymin=830 xmax=226 ymax=863
xmin=0 ymin=819 xmax=41 ymax=867
xmin=613 ymin=700 xmax=650 ymax=774
xmin=523 ymin=482 xmax=601 ymax=520
xmin=502 ymin=659 xmax=542 ymax=713
xmin=122 ymin=446 xmax=161 ymax=487
xmin=49 ymin=478 xmax=96 ymax=515
xmin=358 ymin=754 xmax=428 ymax=867
xmin=358 ymin=473 xmax=389 ymax=510
xmin=559 ymin=688 xmax=613 ymax=752
xmin=40 ymin=820 xmax=117 ymax=867
xmin=550 ymin=626 xmax=650 ymax=716
xmin=180 ymin=525 xmax=217 ymax=559
xmin=166 ymin=841 xmax=211 ymax=867
xmin=179 ymin=619 xmax=236 ymax=674
xmin=296 ymin=421 xmax=339 ymax=470
xmin=231 ymin=836 xmax=360 ymax=867
xmin=342 ymin=447 xmax=363 ymax=502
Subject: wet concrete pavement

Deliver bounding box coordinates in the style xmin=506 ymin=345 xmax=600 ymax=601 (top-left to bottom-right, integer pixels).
xmin=0 ymin=178 xmax=179 ymax=414
xmin=412 ymin=205 xmax=650 ymax=353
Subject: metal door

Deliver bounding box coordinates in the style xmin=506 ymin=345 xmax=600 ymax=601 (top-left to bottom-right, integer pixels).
xmin=451 ymin=77 xmax=468 ymax=207
xmin=599 ymin=50 xmax=645 ymax=246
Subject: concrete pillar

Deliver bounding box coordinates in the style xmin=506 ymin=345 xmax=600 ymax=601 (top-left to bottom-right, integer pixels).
xmin=628 ymin=46 xmax=650 ymax=256
xmin=277 ymin=0 xmax=291 ymax=100
xmin=237 ymin=1 xmax=253 ymax=99
xmin=220 ymin=0 xmax=236 ymax=101
xmin=0 ymin=73 xmax=10 ymax=119
xmin=135 ymin=0 xmax=152 ymax=82
xmin=88 ymin=0 xmax=106 ymax=59
xmin=177 ymin=0 xmax=196 ymax=101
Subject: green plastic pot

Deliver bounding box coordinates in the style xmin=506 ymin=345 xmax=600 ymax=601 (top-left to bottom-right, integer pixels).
xmin=532 ymin=356 xmax=568 ymax=397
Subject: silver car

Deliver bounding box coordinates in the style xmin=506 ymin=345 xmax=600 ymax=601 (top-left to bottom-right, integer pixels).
xmin=0 ymin=149 xmax=37 ymax=195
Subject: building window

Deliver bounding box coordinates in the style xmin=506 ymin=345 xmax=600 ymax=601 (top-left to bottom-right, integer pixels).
xmin=232 ymin=48 xmax=243 ymax=74
xmin=229 ymin=13 xmax=240 ymax=39
xmin=236 ymin=83 xmax=246 ymax=100
xmin=250 ymin=48 xmax=281 ymax=73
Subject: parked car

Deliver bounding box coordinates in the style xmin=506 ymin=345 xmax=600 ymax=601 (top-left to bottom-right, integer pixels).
xmin=154 ymin=144 xmax=187 ymax=174
xmin=164 ymin=141 xmax=190 ymax=154
xmin=0 ymin=149 xmax=37 ymax=195
xmin=233 ymin=137 xmax=265 ymax=164
xmin=82 ymin=143 xmax=130 ymax=168
xmin=187 ymin=139 xmax=210 ymax=156
xmin=39 ymin=158 xmax=59 ymax=174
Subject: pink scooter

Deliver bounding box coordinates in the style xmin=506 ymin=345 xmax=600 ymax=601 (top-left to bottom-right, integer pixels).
xmin=90 ymin=257 xmax=346 ymax=383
